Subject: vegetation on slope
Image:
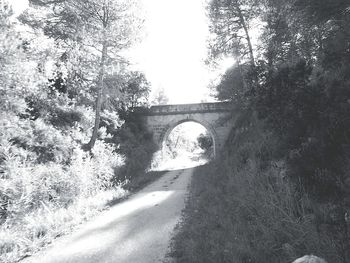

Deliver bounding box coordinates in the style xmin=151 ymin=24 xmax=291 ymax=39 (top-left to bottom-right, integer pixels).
xmin=169 ymin=0 xmax=350 ymax=262
xmin=170 ymin=112 xmax=342 ymax=263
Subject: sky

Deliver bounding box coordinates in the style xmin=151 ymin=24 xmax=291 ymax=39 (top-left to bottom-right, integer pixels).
xmin=9 ymin=0 xmax=233 ymax=104
xmin=129 ymin=0 xmax=219 ymax=104
xmin=8 ymin=0 xmax=28 ymax=14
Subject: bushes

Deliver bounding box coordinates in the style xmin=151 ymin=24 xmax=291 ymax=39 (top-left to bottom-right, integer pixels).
xmin=0 ymin=47 xmax=155 ymax=261
xmin=0 ymin=105 xmax=128 ymax=262
xmin=170 ymin=112 xmax=340 ymax=263
xmin=0 ymin=7 xmax=154 ymax=263
xmin=0 ymin=143 xmax=127 ymax=262
xmin=112 ymin=108 xmax=157 ymax=183
xmin=255 ymin=59 xmax=350 ymax=260
xmin=49 ymin=108 xmax=83 ymax=128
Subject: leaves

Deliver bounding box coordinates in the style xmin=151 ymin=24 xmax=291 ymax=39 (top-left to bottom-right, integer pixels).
xmin=210 ymin=0 xmax=350 ymax=260
xmin=208 ymin=0 xmax=260 ymax=65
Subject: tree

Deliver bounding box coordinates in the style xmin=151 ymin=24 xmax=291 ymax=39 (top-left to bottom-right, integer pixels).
xmin=105 ymin=71 xmax=150 ymax=112
xmin=119 ymin=71 xmax=150 ymax=110
xmin=0 ymin=7 xmax=26 ymax=113
xmin=259 ymin=0 xmax=331 ymax=71
xmin=294 ymin=0 xmax=350 ymax=23
xmin=0 ymin=6 xmax=52 ymax=115
xmin=214 ymin=64 xmax=248 ymax=103
xmin=208 ymin=0 xmax=350 ymax=259
xmin=208 ymin=0 xmax=262 ymax=100
xmin=254 ymin=1 xmax=350 ymax=259
xmin=151 ymin=88 xmax=169 ymax=105
xmin=208 ymin=0 xmax=259 ymax=67
xmin=197 ymin=133 xmax=213 ymax=152
xmin=26 ymin=0 xmax=143 ymax=150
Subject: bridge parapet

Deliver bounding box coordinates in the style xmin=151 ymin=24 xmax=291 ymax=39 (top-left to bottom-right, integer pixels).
xmin=146 ymin=102 xmax=233 ymax=116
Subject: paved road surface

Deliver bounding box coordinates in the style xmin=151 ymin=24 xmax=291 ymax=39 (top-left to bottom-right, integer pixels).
xmin=23 ymin=168 xmax=193 ymax=263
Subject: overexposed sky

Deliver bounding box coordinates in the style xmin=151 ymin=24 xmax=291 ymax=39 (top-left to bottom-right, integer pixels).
xmin=10 ymin=0 xmax=233 ymax=104
xmin=129 ymin=0 xmax=216 ymax=104
xmin=9 ymin=0 xmax=28 ymax=14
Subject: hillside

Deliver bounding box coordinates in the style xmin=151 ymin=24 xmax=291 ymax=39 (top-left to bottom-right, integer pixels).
xmin=169 ymin=110 xmax=348 ymax=263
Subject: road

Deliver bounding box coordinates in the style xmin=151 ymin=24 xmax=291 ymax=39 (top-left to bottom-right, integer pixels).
xmin=23 ymin=168 xmax=193 ymax=263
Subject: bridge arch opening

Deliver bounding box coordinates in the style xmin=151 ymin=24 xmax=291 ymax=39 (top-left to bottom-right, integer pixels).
xmin=161 ymin=119 xmax=217 ymax=157
xmin=151 ymin=120 xmax=216 ymax=170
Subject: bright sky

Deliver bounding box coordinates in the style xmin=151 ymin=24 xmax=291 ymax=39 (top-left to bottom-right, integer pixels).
xmin=130 ymin=0 xmax=217 ymax=104
xmin=10 ymin=0 xmax=233 ymax=104
xmin=9 ymin=0 xmax=28 ymax=14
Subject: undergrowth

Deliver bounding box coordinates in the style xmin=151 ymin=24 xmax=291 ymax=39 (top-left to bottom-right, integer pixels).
xmin=169 ymin=113 xmax=341 ymax=263
xmin=0 ymin=7 xmax=158 ymax=263
xmin=0 ymin=105 xmax=130 ymax=263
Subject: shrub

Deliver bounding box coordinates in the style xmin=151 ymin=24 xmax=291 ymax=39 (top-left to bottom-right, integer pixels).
xmin=112 ymin=108 xmax=157 ymax=183
xmin=0 ymin=107 xmax=127 ymax=263
xmin=170 ymin=112 xmax=339 ymax=263
xmin=255 ymin=60 xmax=350 ymax=260
xmin=49 ymin=108 xmax=82 ymax=128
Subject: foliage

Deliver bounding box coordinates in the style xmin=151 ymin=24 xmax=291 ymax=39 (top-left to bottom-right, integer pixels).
xmin=25 ymin=0 xmax=144 ymax=149
xmin=256 ymin=1 xmax=350 ymax=258
xmin=207 ymin=0 xmax=350 ymax=260
xmin=0 ymin=9 xmax=49 ymax=116
xmin=0 ymin=5 xmax=151 ymax=262
xmin=165 ymin=125 xmax=199 ymax=155
xmin=0 ymin=108 xmax=127 ymax=262
xmin=170 ymin=113 xmax=345 ymax=263
xmin=105 ymin=71 xmax=151 ymax=111
xmin=111 ymin=108 xmax=157 ymax=183
xmin=214 ymin=64 xmax=251 ymax=104
xmin=197 ymin=133 xmax=213 ymax=152
xmin=208 ymin=0 xmax=259 ymax=65
xmin=151 ymin=88 xmax=169 ymax=105
xmin=26 ymin=0 xmax=141 ymax=51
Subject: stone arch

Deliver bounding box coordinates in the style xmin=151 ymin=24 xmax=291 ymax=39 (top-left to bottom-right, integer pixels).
xmin=158 ymin=118 xmax=219 ymax=157
xmin=141 ymin=102 xmax=235 ymax=158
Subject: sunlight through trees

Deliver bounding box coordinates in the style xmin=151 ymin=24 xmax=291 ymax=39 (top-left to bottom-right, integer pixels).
xmin=151 ymin=122 xmax=213 ymax=171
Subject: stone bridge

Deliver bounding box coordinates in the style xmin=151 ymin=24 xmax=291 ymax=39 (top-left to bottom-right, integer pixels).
xmin=142 ymin=102 xmax=236 ymax=157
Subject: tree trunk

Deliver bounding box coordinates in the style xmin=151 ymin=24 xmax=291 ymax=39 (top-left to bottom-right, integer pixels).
xmin=234 ymin=1 xmax=255 ymax=66
xmin=85 ymin=40 xmax=108 ymax=150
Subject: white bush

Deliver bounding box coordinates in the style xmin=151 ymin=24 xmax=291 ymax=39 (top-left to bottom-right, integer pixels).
xmin=0 ymin=108 xmax=127 ymax=263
